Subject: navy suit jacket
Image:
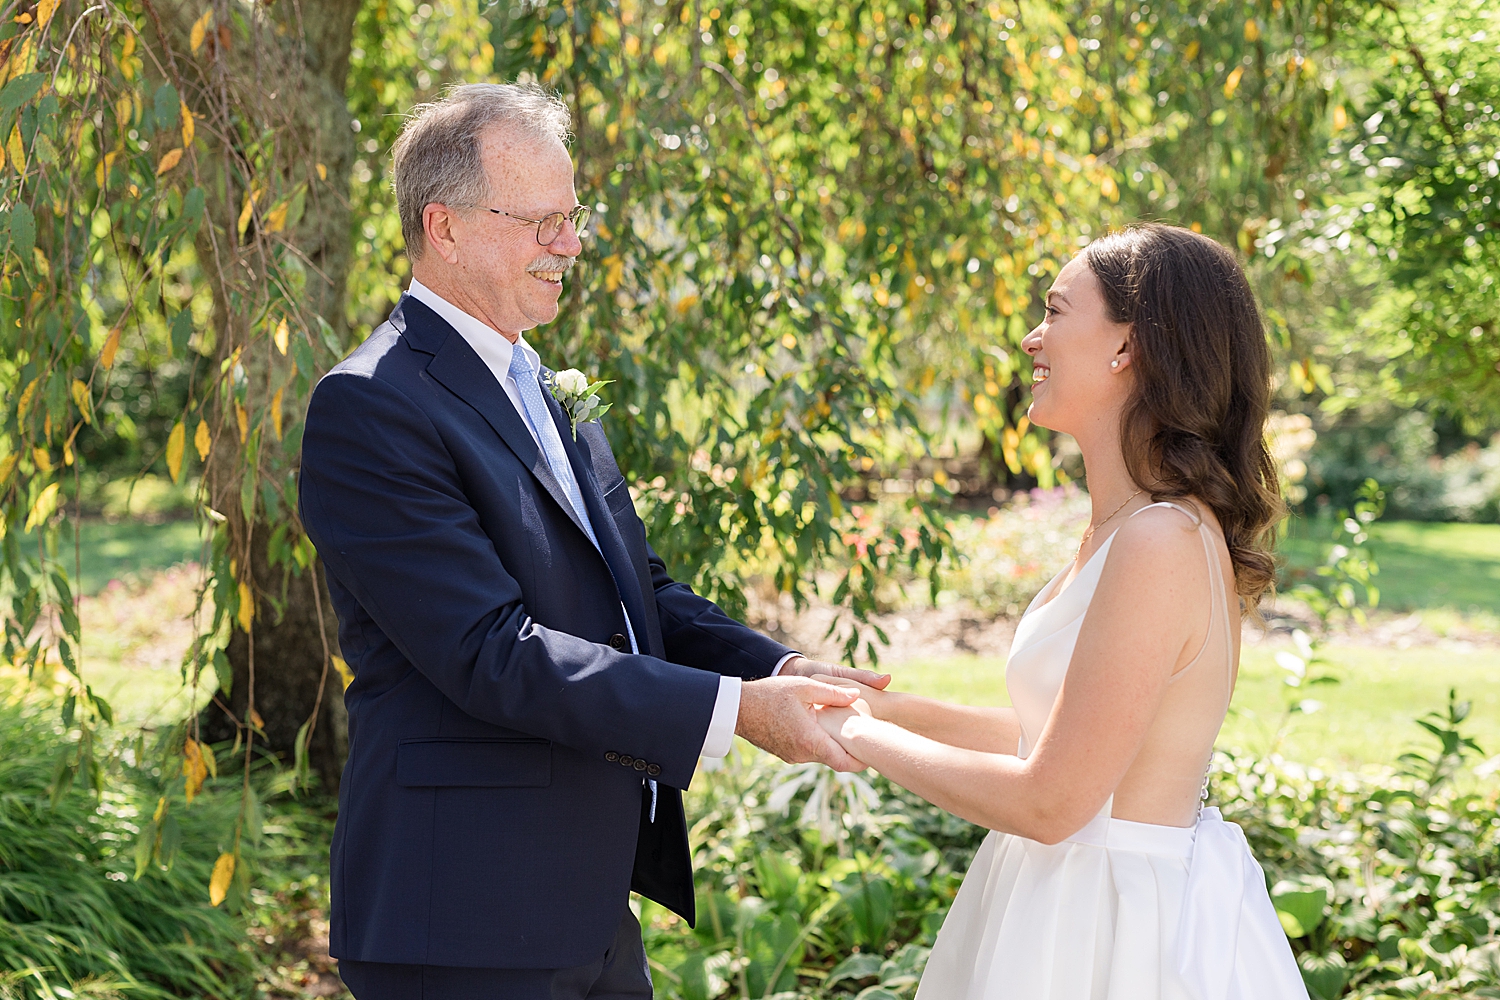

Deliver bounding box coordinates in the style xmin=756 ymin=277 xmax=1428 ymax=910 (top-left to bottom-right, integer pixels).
xmin=298 ymin=295 xmax=791 ymax=969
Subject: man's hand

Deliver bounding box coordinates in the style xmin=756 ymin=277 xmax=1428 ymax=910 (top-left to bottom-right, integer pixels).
xmin=735 ymin=676 xmax=868 ymax=771
xmin=778 ymin=655 xmax=891 ymax=690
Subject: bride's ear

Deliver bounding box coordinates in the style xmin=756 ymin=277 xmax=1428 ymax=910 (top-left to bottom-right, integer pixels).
xmin=1110 ymin=341 xmax=1133 ymax=373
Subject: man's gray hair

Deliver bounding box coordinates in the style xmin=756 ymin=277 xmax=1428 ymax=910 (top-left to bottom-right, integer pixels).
xmin=392 ymin=82 xmax=572 ymax=261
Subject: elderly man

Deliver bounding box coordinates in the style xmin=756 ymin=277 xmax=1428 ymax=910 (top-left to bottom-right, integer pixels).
xmin=298 ymin=83 xmax=887 ymax=999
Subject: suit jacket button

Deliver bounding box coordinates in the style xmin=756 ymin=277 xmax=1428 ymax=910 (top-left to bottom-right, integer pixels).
xmin=605 ymin=752 xmax=619 ymax=763
xmin=609 ymin=633 xmax=628 ymax=651
xmin=646 ymin=764 xmax=661 ymax=777
xmin=619 ymin=755 xmax=634 ymax=767
xmin=634 ymin=759 xmax=647 ymax=772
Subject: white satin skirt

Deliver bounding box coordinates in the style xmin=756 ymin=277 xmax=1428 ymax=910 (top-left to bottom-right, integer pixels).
xmin=915 ymin=808 xmax=1310 ymax=1000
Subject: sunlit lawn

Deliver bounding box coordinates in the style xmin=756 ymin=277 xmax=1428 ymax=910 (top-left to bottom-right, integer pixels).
xmin=1282 ymin=519 xmax=1500 ymax=620
xmin=50 ymin=515 xmax=1500 ymax=763
xmin=894 ymin=643 xmax=1500 ymax=771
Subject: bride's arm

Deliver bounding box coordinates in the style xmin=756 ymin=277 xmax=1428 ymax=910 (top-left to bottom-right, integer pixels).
xmin=810 ymin=679 xmax=1022 ymax=755
xmin=818 ymin=511 xmax=1208 ymax=844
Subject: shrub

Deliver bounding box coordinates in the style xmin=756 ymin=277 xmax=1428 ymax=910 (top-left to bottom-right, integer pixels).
xmin=0 ymin=690 xmax=254 ymax=999
xmin=644 ymin=691 xmax=1500 ymax=1000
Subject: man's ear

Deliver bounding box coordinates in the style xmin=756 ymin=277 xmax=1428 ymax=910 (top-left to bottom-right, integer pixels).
xmin=423 ymin=203 xmax=461 ymax=264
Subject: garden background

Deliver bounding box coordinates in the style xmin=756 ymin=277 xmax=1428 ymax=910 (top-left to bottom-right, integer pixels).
xmin=2 ymin=0 xmax=1499 ymax=997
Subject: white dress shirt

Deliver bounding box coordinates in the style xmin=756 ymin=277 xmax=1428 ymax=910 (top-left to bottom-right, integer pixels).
xmin=406 ymin=279 xmax=797 ymax=758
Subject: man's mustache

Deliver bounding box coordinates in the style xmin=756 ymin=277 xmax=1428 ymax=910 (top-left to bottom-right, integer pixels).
xmin=526 ymin=256 xmax=575 ymax=274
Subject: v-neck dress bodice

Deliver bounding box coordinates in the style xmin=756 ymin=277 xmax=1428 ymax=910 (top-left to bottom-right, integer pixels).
xmin=914 ymin=503 xmax=1309 ymax=1000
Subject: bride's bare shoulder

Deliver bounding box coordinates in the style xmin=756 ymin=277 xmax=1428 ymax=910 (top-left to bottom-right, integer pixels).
xmin=1099 ymin=502 xmax=1213 ymax=589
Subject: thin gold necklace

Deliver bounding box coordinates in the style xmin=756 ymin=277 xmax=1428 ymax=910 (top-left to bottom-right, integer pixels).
xmin=1077 ymin=488 xmax=1144 ymax=557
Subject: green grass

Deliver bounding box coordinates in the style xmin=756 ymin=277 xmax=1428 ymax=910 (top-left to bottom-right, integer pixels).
xmin=49 ymin=517 xmax=209 ymax=595
xmin=893 ymin=643 xmax=1500 ymax=770
xmin=1282 ymin=518 xmax=1500 ymax=618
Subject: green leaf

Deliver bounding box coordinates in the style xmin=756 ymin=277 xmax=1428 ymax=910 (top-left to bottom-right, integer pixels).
xmin=170 ymin=309 xmax=193 ymax=357
xmin=9 ymin=202 xmax=35 ymax=259
xmin=158 ymin=814 xmax=182 ymax=870
xmin=0 ymin=73 xmax=44 ymax=119
xmin=132 ymin=819 xmax=159 ymax=879
xmin=1273 ymin=886 xmax=1327 ymax=938
xmin=153 ymin=82 xmax=180 ymax=130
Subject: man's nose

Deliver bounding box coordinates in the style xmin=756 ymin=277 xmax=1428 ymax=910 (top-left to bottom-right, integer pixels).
xmin=551 ymin=220 xmax=583 ymax=258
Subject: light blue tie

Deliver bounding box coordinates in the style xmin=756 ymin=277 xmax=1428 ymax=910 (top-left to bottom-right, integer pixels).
xmin=507 ymin=347 xmax=655 ymax=817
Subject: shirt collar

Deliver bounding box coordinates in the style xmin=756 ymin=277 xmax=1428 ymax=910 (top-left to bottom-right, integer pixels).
xmin=406 ymin=277 xmax=541 ymax=382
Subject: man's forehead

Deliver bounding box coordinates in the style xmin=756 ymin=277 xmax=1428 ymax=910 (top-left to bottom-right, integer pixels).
xmin=480 ymin=130 xmax=574 ymax=202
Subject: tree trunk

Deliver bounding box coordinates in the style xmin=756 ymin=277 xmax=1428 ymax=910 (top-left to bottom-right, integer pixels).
xmin=143 ymin=0 xmax=362 ymax=790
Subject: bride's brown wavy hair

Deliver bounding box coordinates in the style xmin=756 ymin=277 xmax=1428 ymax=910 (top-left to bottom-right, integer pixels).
xmin=1084 ymin=223 xmax=1284 ymax=613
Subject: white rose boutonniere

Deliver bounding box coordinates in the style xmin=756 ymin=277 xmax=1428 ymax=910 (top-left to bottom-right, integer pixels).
xmin=544 ymin=368 xmax=613 ymax=440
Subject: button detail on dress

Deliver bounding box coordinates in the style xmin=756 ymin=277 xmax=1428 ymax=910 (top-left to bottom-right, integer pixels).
xmin=608 ymin=633 xmax=628 ymax=651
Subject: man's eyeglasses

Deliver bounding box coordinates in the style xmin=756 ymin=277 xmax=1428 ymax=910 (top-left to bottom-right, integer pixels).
xmin=469 ymin=204 xmax=591 ymax=246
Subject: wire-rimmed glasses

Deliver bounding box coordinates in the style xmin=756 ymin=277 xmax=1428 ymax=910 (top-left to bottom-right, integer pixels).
xmin=471 ymin=204 xmax=591 ymax=246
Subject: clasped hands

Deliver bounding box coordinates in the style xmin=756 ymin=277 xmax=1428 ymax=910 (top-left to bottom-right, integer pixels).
xmin=733 ymin=655 xmax=891 ymax=772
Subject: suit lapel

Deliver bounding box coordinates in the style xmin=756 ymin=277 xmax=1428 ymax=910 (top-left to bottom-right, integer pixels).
xmin=401 ymin=296 xmax=593 ymax=542
xmin=544 ymin=379 xmax=653 ymax=651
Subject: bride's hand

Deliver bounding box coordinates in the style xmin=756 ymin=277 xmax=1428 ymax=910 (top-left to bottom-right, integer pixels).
xmin=815 ymin=697 xmax=872 ymax=751
xmin=811 ymin=674 xmax=895 ymax=720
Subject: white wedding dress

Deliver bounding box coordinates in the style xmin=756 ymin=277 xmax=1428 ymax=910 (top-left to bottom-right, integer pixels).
xmin=916 ymin=503 xmax=1309 ymax=1000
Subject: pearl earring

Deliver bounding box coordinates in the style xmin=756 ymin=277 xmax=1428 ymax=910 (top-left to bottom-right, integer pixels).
xmin=1111 ymin=361 xmax=1119 ymax=368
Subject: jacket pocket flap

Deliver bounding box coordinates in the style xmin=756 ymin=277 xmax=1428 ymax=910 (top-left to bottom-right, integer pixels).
xmin=396 ymin=738 xmax=552 ymax=788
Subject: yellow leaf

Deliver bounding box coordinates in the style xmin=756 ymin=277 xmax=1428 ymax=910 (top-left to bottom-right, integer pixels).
xmin=605 ymin=121 xmax=619 ymax=144
xmin=603 ymin=254 xmax=624 ymax=292
xmin=7 ymin=124 xmax=23 ymax=173
xmin=209 ymin=852 xmax=234 ymax=906
xmin=70 ymin=379 xmax=91 ymax=423
xmin=95 ymin=150 xmax=118 ymax=187
xmin=1332 ymin=104 xmax=1348 ymax=131
xmin=165 ymin=420 xmax=186 ymax=483
xmin=0 ymin=453 xmax=16 ymax=485
xmin=236 ymin=189 xmax=255 ymax=237
xmin=273 ymin=318 xmax=288 ymax=355
xmin=1184 ymin=40 xmax=1200 ymax=60
xmin=31 ymin=447 xmax=51 ymax=474
xmin=1100 ymin=174 xmax=1119 ymax=201
xmin=1244 ymin=18 xmax=1260 ymax=42
xmin=264 ymin=201 xmax=288 ymax=233
xmin=236 ymin=580 xmax=254 ymax=632
xmin=25 ymin=481 xmax=59 ymax=531
xmin=190 ymin=9 xmax=213 ymax=56
xmin=101 ymin=327 xmax=121 ymax=369
xmin=194 ymin=418 xmax=211 ymax=461
xmin=155 ymin=147 xmax=183 ymax=175
xmin=271 ymin=387 xmax=284 ymax=441
xmin=17 ymin=377 xmax=39 ymax=423
xmin=63 ymin=422 xmax=80 ymax=466
xmin=1224 ymin=65 xmax=1244 ymax=98
xmin=249 ymin=707 xmax=265 ymax=731
xmin=675 ymin=294 xmax=698 ymax=315
xmin=235 ymin=401 xmax=248 ymax=443
xmin=34 ymin=0 xmax=57 ymax=30
xmin=180 ymin=103 xmax=195 ymax=147
xmin=182 ymin=739 xmax=208 ymax=804
xmin=332 ymin=655 xmax=355 ymax=691
xmin=315 ymin=162 xmax=326 ymax=181
xmin=153 ymin=796 xmax=167 ymax=823
xmin=624 ymin=34 xmax=640 ymax=58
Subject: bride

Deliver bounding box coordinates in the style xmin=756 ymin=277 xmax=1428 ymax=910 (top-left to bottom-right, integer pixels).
xmin=816 ymin=224 xmax=1309 ymax=998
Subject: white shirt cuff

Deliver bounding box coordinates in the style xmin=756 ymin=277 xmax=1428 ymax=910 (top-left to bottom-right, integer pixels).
xmin=700 ymin=675 xmax=741 ymax=758
xmin=771 ymin=652 xmax=802 ymax=676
